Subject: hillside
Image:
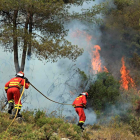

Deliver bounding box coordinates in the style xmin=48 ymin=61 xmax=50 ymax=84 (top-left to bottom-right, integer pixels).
xmin=1 ymin=109 xmax=140 ymax=140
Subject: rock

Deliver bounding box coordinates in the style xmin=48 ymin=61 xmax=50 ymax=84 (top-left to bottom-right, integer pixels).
xmin=52 ymin=132 xmax=58 ymax=136
xmin=15 ymin=117 xmax=25 ymax=123
xmin=61 ymin=138 xmax=70 ymax=140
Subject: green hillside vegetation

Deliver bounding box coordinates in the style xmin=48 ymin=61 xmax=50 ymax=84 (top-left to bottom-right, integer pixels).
xmin=0 ymin=109 xmax=88 ymax=140
xmin=100 ymin=0 xmax=140 ymax=85
xmin=1 ymin=71 xmax=140 ymax=139
xmin=1 ymin=0 xmax=140 ymax=139
xmin=1 ymin=106 xmax=140 ymax=140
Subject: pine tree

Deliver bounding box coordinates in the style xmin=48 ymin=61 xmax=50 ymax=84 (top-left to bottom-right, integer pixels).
xmin=1 ymin=0 xmax=96 ymax=72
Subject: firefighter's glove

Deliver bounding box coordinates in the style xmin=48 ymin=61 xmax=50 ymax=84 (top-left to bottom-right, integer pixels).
xmin=84 ymin=105 xmax=87 ymax=109
xmin=72 ymin=104 xmax=75 ymax=108
xmin=24 ymin=77 xmax=30 ymax=83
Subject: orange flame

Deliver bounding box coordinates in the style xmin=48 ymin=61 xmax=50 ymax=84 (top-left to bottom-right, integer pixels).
xmin=91 ymin=45 xmax=102 ymax=74
xmin=120 ymin=57 xmax=135 ymax=90
xmin=71 ymin=30 xmax=108 ymax=74
xmin=104 ymin=66 xmax=109 ymax=73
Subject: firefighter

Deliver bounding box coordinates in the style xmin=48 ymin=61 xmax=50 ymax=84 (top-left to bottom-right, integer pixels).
xmin=72 ymin=92 xmax=88 ymax=130
xmin=4 ymin=71 xmax=30 ymax=118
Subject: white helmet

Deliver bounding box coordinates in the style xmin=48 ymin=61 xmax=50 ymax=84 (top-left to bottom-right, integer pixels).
xmin=16 ymin=71 xmax=24 ymax=77
xmin=81 ymin=92 xmax=88 ymax=96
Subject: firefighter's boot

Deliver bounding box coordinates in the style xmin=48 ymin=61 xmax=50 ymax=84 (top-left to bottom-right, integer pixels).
xmin=9 ymin=109 xmax=22 ymax=119
xmin=8 ymin=102 xmax=14 ymax=114
xmin=14 ymin=108 xmax=22 ymax=118
xmin=77 ymin=122 xmax=84 ymax=131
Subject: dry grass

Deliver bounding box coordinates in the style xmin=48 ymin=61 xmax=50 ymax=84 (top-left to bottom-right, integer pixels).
xmin=85 ymin=124 xmax=140 ymax=140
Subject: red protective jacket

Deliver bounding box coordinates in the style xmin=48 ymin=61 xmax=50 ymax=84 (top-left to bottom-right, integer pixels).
xmin=5 ymin=77 xmax=30 ymax=91
xmin=72 ymin=95 xmax=87 ymax=123
xmin=72 ymin=95 xmax=87 ymax=108
xmin=5 ymin=77 xmax=30 ymax=106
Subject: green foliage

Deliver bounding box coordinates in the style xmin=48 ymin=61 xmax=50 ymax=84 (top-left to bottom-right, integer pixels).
xmin=78 ymin=68 xmax=88 ymax=81
xmin=73 ymin=124 xmax=82 ymax=134
xmin=91 ymin=124 xmax=101 ymax=130
xmin=130 ymin=53 xmax=140 ymax=69
xmin=0 ymin=112 xmax=9 ymax=133
xmin=0 ymin=110 xmax=84 ymax=140
xmin=102 ymin=0 xmax=140 ymax=52
xmin=130 ymin=117 xmax=140 ymax=136
xmin=34 ymin=109 xmax=46 ymax=122
xmin=120 ymin=112 xmax=134 ymax=124
xmin=0 ymin=0 xmax=85 ymax=72
xmin=21 ymin=109 xmax=34 ymax=123
xmin=36 ymin=117 xmax=48 ymax=127
xmin=82 ymin=131 xmax=90 ymax=140
xmin=108 ymin=115 xmax=124 ymax=129
xmin=0 ymin=0 xmax=105 ymax=66
xmin=70 ymin=1 xmax=108 ymax=24
xmin=78 ymin=68 xmax=89 ymax=90
xmin=88 ymin=72 xmax=120 ymax=110
xmin=114 ymin=0 xmax=134 ymax=10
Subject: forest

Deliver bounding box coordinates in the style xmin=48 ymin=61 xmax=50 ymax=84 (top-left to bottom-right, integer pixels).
xmin=0 ymin=0 xmax=140 ymax=139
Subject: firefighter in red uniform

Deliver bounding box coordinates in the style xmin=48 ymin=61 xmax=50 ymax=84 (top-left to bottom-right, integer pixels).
xmin=4 ymin=71 xmax=30 ymax=118
xmin=72 ymin=92 xmax=88 ymax=130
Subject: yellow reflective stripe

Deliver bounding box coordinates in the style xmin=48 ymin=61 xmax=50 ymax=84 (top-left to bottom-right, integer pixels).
xmin=76 ymin=96 xmax=83 ymax=100
xmin=18 ymin=83 xmax=22 ymax=88
xmin=8 ymin=100 xmax=14 ymax=103
xmin=79 ymin=121 xmax=84 ymax=123
xmin=15 ymin=104 xmax=22 ymax=107
xmin=14 ymin=79 xmax=18 ymax=80
xmin=15 ymin=104 xmax=22 ymax=109
xmin=9 ymin=84 xmax=18 ymax=86
xmin=15 ymin=106 xmax=21 ymax=109
xmin=9 ymin=83 xmax=22 ymax=88
xmin=5 ymin=87 xmax=8 ymax=89
xmin=17 ymin=83 xmax=21 ymax=87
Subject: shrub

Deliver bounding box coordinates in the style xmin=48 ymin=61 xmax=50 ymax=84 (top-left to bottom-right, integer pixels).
xmin=91 ymin=124 xmax=101 ymax=130
xmin=88 ymin=72 xmax=120 ymax=110
xmin=82 ymin=131 xmax=90 ymax=140
xmin=130 ymin=117 xmax=140 ymax=136
xmin=21 ymin=109 xmax=34 ymax=123
xmin=36 ymin=117 xmax=48 ymax=127
xmin=34 ymin=109 xmax=46 ymax=122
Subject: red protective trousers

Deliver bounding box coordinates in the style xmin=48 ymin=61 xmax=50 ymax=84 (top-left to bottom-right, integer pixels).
xmin=7 ymin=88 xmax=22 ymax=105
xmin=75 ymin=108 xmax=86 ymax=123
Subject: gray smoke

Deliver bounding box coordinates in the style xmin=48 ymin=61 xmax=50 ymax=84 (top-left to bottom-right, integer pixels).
xmin=1 ymin=0 xmax=130 ymax=126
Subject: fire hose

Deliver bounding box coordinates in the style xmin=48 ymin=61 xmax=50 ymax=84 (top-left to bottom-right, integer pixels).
xmin=30 ymin=83 xmax=73 ymax=105
xmin=5 ymin=81 xmax=84 ymax=132
xmin=5 ymin=80 xmax=25 ymax=132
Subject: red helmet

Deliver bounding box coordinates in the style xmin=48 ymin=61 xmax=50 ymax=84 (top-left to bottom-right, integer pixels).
xmin=81 ymin=92 xmax=88 ymax=96
xmin=16 ymin=71 xmax=24 ymax=77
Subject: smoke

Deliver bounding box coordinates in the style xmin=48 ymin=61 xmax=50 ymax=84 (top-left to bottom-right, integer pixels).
xmin=97 ymin=101 xmax=132 ymax=124
xmin=0 ymin=0 xmax=104 ymax=125
xmin=84 ymin=108 xmax=97 ymax=125
xmin=0 ymin=0 xmax=134 ymax=126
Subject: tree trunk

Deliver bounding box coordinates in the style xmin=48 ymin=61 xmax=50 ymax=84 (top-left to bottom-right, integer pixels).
xmin=27 ymin=13 xmax=33 ymax=58
xmin=13 ymin=10 xmax=20 ymax=73
xmin=20 ymin=13 xmax=30 ymax=71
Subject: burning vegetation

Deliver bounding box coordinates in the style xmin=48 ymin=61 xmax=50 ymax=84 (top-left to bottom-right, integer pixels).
xmin=72 ymin=30 xmax=109 ymax=74
xmin=72 ymin=29 xmax=138 ymax=92
xmin=120 ymin=57 xmax=136 ymax=90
